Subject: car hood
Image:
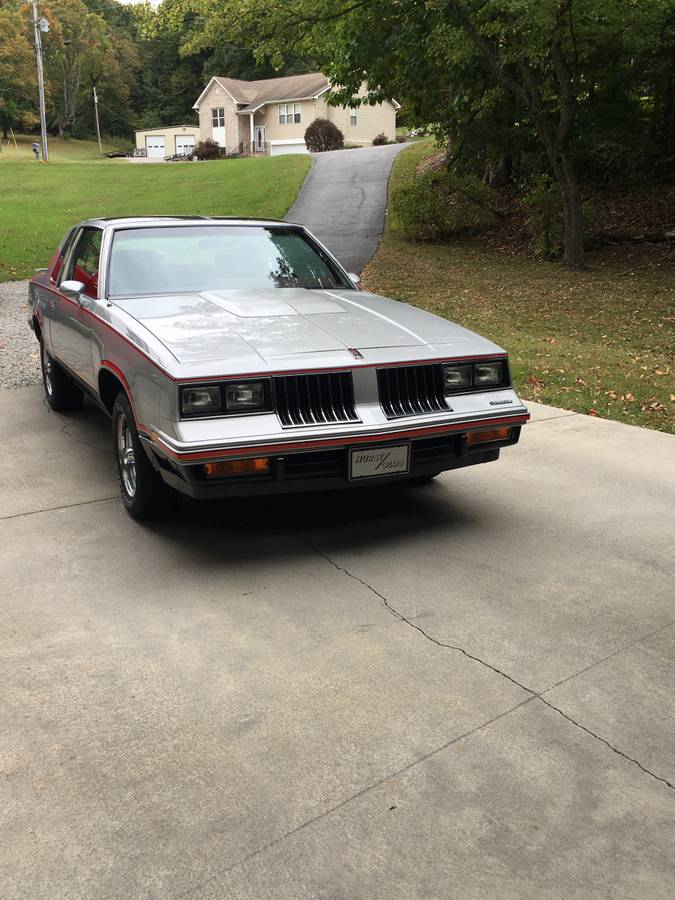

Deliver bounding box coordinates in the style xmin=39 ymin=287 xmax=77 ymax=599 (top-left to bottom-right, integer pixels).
xmin=112 ymin=288 xmax=501 ymax=366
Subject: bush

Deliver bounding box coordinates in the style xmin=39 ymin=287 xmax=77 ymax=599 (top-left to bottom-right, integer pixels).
xmin=395 ymin=135 xmax=408 ymax=143
xmin=390 ymin=170 xmax=501 ymax=242
xmin=372 ymin=133 xmax=390 ymax=145
xmin=304 ymin=118 xmax=344 ymax=152
xmin=522 ymin=175 xmax=596 ymax=258
xmin=195 ymin=139 xmax=221 ymax=160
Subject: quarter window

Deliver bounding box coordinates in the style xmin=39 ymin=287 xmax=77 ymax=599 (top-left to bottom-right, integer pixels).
xmin=278 ymin=103 xmax=301 ymax=124
xmin=212 ymin=108 xmax=225 ymax=127
xmin=68 ymin=228 xmax=102 ymax=298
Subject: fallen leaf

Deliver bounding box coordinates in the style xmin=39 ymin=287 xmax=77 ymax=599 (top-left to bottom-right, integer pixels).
xmin=588 ymin=408 xmax=600 ymax=417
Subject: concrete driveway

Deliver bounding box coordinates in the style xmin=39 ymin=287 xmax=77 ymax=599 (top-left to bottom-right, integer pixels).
xmin=2 ymin=385 xmax=674 ymax=898
xmin=285 ymin=143 xmax=407 ymax=273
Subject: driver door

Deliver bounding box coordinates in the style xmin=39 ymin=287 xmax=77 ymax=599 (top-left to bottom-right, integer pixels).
xmin=50 ymin=226 xmax=102 ymax=387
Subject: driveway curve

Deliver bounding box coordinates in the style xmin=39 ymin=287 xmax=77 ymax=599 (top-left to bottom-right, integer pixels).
xmin=285 ymin=143 xmax=408 ymax=274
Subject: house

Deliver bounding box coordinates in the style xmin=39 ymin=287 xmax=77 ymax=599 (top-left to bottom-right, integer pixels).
xmin=134 ymin=73 xmax=398 ymax=158
xmin=192 ymin=72 xmax=399 ymax=156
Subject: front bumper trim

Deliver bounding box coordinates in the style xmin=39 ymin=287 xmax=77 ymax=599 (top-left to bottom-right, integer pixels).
xmin=140 ymin=411 xmax=530 ymax=464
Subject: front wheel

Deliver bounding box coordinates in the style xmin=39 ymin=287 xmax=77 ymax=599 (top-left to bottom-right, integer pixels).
xmin=112 ymin=392 xmax=172 ymax=520
xmin=41 ymin=341 xmax=83 ymax=412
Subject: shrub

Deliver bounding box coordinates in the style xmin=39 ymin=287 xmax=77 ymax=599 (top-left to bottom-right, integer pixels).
xmin=195 ymin=139 xmax=221 ymax=160
xmin=522 ymin=175 xmax=596 ymax=258
xmin=372 ymin=132 xmax=389 ymax=145
xmin=304 ymin=118 xmax=344 ymax=152
xmin=390 ymin=171 xmax=501 ymax=242
xmin=395 ymin=135 xmax=408 ymax=143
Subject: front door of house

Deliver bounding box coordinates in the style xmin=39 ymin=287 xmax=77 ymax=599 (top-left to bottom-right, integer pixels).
xmin=254 ymin=126 xmax=266 ymax=153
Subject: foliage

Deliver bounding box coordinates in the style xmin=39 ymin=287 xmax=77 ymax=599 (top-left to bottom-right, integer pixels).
xmin=194 ymin=138 xmax=221 ymax=160
xmin=0 ymin=152 xmax=311 ymax=280
xmin=184 ymin=0 xmax=675 ymax=270
xmin=365 ymin=143 xmax=675 ymax=434
xmin=304 ymin=117 xmax=343 ymax=152
xmin=522 ymin=175 xmax=598 ymax=258
xmin=0 ymin=3 xmax=37 ymax=139
xmin=372 ymin=133 xmax=389 ymax=146
xmin=390 ymin=169 xmax=500 ymax=241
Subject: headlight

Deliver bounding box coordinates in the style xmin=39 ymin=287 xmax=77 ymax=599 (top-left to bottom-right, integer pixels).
xmin=181 ymin=385 xmax=222 ymax=416
xmin=474 ymin=362 xmax=504 ymax=386
xmin=443 ymin=364 xmax=473 ymax=393
xmin=225 ymin=381 xmax=266 ymax=411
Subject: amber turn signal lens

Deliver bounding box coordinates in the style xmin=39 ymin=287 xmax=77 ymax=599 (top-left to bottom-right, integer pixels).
xmin=203 ymin=457 xmax=270 ymax=478
xmin=466 ymin=427 xmax=511 ymax=445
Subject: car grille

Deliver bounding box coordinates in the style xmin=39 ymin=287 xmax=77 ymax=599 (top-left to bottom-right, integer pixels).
xmin=274 ymin=372 xmax=359 ymax=427
xmin=377 ymin=364 xmax=449 ymax=419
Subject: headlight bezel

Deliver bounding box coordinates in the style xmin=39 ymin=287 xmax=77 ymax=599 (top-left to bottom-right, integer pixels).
xmin=442 ymin=358 xmax=510 ymax=395
xmin=179 ymin=378 xmax=273 ymax=419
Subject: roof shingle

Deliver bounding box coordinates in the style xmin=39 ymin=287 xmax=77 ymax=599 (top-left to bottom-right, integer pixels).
xmin=216 ymin=72 xmax=331 ymax=111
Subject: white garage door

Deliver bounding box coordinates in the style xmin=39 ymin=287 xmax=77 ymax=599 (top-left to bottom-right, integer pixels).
xmin=176 ymin=135 xmax=196 ymax=156
xmin=270 ymin=140 xmax=310 ymax=156
xmin=146 ymin=136 xmax=165 ymax=159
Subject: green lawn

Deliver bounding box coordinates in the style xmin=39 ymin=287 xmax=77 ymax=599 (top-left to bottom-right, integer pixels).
xmin=0 ymin=134 xmax=127 ymax=163
xmin=0 ymin=149 xmax=311 ymax=281
xmin=364 ymin=140 xmax=675 ymax=433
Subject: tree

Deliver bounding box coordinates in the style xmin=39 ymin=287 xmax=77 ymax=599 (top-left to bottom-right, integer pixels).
xmin=184 ymin=0 xmax=675 ymax=271
xmin=0 ymin=2 xmax=38 ymax=140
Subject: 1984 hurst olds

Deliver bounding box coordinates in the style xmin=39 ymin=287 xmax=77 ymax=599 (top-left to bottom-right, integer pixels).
xmin=28 ymin=217 xmax=529 ymax=519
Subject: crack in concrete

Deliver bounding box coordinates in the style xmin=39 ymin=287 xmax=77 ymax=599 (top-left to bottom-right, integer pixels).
xmin=306 ymin=538 xmax=675 ymax=793
xmin=0 ymin=495 xmax=118 ymax=522
xmin=45 ymin=401 xmax=110 ymax=453
xmin=174 ymin=695 xmax=537 ymax=898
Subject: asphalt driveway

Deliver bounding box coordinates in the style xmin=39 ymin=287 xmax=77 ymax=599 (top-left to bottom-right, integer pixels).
xmin=1 ymin=386 xmax=674 ymax=898
xmin=285 ymin=143 xmax=407 ymax=273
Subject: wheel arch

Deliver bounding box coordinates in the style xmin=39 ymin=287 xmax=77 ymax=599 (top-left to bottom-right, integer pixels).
xmin=98 ymin=364 xmax=129 ymax=414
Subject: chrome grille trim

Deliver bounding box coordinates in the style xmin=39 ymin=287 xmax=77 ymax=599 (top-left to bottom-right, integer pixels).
xmin=274 ymin=372 xmax=359 ymax=427
xmin=377 ymin=364 xmax=449 ymax=419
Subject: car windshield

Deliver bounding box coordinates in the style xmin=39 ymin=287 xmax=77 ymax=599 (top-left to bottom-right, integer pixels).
xmin=107 ymin=225 xmax=353 ymax=297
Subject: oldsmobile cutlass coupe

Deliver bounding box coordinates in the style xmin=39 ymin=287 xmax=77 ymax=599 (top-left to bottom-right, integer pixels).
xmin=28 ymin=217 xmax=529 ymax=519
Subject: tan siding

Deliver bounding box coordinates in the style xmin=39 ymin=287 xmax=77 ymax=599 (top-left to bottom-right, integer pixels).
xmin=323 ymin=95 xmax=397 ymax=145
xmin=196 ymin=81 xmax=239 ymax=152
xmin=253 ymin=100 xmax=318 ymax=143
xmin=134 ymin=125 xmax=200 ymax=153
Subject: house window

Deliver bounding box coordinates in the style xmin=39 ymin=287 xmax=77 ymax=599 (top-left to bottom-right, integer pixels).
xmin=278 ymin=103 xmax=301 ymax=124
xmin=212 ymin=108 xmax=225 ymax=127
xmin=350 ymin=109 xmax=358 ymax=126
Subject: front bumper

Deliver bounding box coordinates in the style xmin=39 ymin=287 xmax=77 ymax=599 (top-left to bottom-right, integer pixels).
xmin=146 ymin=424 xmax=523 ymax=499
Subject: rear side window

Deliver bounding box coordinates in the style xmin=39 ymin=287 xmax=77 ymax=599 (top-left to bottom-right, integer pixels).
xmin=51 ymin=228 xmax=77 ymax=282
xmin=68 ymin=228 xmax=102 ymax=298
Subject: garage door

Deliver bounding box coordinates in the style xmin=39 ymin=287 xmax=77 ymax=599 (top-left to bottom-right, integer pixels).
xmin=146 ymin=136 xmax=165 ymax=159
xmin=270 ymin=141 xmax=310 ymax=156
xmin=176 ymin=135 xmax=196 ymax=156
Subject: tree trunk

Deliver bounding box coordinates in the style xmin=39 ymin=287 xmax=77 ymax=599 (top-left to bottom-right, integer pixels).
xmin=558 ymin=153 xmax=585 ymax=269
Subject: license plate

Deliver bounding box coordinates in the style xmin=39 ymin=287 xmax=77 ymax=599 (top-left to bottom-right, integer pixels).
xmin=349 ymin=443 xmax=411 ymax=480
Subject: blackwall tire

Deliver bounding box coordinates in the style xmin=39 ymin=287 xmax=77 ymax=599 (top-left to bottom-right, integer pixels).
xmin=41 ymin=342 xmax=83 ymax=412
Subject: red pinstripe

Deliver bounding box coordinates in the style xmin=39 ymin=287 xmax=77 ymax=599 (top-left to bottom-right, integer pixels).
xmin=149 ymin=413 xmax=530 ymax=463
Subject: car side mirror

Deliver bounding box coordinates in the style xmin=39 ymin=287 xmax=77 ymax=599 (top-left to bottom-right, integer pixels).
xmin=60 ymin=280 xmax=86 ymax=301
xmin=347 ymin=272 xmax=361 ymax=285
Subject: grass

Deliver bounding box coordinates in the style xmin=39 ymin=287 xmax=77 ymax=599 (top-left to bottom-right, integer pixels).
xmin=364 ymin=139 xmax=675 ymax=433
xmin=0 ymin=134 xmax=127 ymax=163
xmin=0 ymin=144 xmax=311 ymax=281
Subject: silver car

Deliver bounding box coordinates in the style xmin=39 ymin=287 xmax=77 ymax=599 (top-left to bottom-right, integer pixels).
xmin=28 ymin=217 xmax=529 ymax=519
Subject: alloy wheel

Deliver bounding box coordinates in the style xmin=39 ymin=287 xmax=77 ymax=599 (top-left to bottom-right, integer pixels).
xmin=116 ymin=412 xmax=137 ymax=498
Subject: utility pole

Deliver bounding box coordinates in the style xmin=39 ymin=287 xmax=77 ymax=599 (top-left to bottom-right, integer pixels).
xmin=31 ymin=0 xmax=49 ymax=162
xmin=92 ymin=86 xmax=102 ymax=154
